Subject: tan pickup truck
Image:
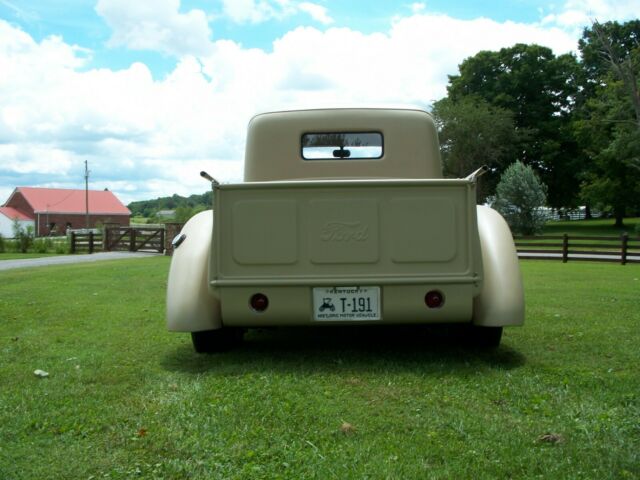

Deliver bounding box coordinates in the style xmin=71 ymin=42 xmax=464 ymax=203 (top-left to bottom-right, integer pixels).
xmin=167 ymin=108 xmax=524 ymax=352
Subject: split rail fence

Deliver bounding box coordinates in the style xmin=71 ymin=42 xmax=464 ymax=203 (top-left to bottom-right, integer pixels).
xmin=69 ymin=231 xmax=102 ymax=254
xmin=515 ymin=234 xmax=640 ymax=265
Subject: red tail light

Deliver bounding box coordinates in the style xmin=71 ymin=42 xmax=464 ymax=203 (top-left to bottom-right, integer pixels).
xmin=250 ymin=293 xmax=269 ymax=312
xmin=425 ymin=290 xmax=444 ymax=309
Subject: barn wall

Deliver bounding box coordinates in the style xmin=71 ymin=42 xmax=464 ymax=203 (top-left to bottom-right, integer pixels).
xmin=38 ymin=214 xmax=130 ymax=235
xmin=5 ymin=192 xmax=33 ymax=217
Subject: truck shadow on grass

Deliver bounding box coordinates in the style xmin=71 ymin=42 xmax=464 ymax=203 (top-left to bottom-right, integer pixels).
xmin=161 ymin=325 xmax=526 ymax=375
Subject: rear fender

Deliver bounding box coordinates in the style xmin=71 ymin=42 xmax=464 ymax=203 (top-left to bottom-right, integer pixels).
xmin=473 ymin=205 xmax=525 ymax=327
xmin=166 ymin=210 xmax=221 ymax=332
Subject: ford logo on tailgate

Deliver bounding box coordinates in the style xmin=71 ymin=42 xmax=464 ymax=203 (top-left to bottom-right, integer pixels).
xmin=321 ymin=222 xmax=369 ymax=242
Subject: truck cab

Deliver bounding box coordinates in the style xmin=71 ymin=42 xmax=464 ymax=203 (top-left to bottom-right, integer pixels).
xmin=167 ymin=108 xmax=524 ymax=352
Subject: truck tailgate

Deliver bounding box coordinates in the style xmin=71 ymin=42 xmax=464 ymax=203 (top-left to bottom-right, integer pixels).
xmin=211 ymin=179 xmax=482 ymax=287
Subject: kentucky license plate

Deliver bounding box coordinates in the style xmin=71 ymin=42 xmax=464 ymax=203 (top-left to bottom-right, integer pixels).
xmin=312 ymin=286 xmax=381 ymax=321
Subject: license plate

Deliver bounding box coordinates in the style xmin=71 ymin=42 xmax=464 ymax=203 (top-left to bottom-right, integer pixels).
xmin=313 ymin=286 xmax=381 ymax=321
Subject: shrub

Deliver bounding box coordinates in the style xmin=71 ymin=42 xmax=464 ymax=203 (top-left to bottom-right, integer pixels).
xmin=33 ymin=239 xmax=47 ymax=253
xmin=33 ymin=238 xmax=54 ymax=253
xmin=55 ymin=237 xmax=71 ymax=254
xmin=492 ymin=161 xmax=548 ymax=235
xmin=0 ymin=233 xmax=4 ymax=253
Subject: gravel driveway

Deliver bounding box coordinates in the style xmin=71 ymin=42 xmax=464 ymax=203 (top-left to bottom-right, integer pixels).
xmin=0 ymin=252 xmax=161 ymax=271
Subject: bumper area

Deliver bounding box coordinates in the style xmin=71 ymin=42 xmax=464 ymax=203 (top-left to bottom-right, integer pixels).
xmin=217 ymin=283 xmax=476 ymax=327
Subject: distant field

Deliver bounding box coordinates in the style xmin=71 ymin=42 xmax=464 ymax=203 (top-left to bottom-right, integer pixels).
xmin=0 ymin=257 xmax=638 ymax=479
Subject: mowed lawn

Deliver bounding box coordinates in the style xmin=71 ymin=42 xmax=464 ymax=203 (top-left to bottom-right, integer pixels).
xmin=543 ymin=217 xmax=640 ymax=237
xmin=0 ymin=257 xmax=638 ymax=479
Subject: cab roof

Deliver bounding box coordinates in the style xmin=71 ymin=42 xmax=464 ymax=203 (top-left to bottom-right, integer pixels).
xmin=244 ymin=108 xmax=443 ymax=182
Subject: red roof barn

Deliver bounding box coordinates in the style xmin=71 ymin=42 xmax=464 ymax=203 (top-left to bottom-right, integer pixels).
xmin=2 ymin=187 xmax=131 ymax=236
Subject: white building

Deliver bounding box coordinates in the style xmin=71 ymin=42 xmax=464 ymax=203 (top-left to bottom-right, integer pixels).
xmin=0 ymin=207 xmax=35 ymax=238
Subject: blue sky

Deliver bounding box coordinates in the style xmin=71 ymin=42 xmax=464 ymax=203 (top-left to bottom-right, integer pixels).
xmin=0 ymin=0 xmax=638 ymax=204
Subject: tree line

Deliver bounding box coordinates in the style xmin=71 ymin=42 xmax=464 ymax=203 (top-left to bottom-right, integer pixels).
xmin=432 ymin=20 xmax=640 ymax=227
xmin=128 ymin=192 xmax=212 ymax=223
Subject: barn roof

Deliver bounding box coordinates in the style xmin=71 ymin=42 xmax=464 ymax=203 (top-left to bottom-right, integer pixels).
xmin=8 ymin=187 xmax=131 ymax=215
xmin=0 ymin=206 xmax=33 ymax=221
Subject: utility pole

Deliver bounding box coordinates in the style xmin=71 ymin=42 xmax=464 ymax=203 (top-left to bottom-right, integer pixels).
xmin=84 ymin=160 xmax=90 ymax=228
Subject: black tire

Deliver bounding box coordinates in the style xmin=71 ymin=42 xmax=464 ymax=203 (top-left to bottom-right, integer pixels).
xmin=468 ymin=326 xmax=503 ymax=348
xmin=191 ymin=328 xmax=244 ymax=353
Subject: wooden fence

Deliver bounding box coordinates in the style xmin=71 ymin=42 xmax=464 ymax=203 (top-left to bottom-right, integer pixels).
xmin=104 ymin=227 xmax=164 ymax=253
xmin=69 ymin=225 xmax=186 ymax=255
xmin=70 ymin=231 xmax=102 ymax=254
xmin=515 ymin=234 xmax=640 ymax=264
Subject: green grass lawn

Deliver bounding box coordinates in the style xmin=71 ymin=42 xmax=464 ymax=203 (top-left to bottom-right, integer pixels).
xmin=0 ymin=258 xmax=638 ymax=479
xmin=544 ymin=217 xmax=639 ymax=237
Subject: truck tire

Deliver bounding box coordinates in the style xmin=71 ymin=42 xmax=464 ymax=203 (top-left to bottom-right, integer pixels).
xmin=191 ymin=328 xmax=244 ymax=353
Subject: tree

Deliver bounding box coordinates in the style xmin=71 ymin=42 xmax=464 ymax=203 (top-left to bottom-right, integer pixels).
xmin=174 ymin=204 xmax=207 ymax=223
xmin=12 ymin=219 xmax=34 ymax=253
xmin=431 ymin=96 xmax=519 ymax=201
xmin=128 ymin=191 xmax=212 ymax=219
xmin=445 ymin=44 xmax=583 ymax=207
xmin=493 ymin=161 xmax=548 ymax=235
xmin=576 ymin=21 xmax=640 ymax=226
xmin=579 ymin=20 xmax=640 ymax=128
xmin=580 ymin=127 xmax=640 ymax=224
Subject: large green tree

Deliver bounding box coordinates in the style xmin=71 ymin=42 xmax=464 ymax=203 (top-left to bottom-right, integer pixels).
xmin=431 ymin=96 xmax=519 ymax=201
xmin=444 ymin=44 xmax=583 ymax=208
xmin=576 ymin=21 xmax=640 ymax=227
xmin=579 ymin=20 xmax=640 ymax=125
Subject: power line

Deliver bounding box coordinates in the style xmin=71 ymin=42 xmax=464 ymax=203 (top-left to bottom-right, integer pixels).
xmin=85 ymin=160 xmax=90 ymax=228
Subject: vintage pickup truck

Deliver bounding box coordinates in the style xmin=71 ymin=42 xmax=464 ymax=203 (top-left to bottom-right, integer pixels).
xmin=167 ymin=108 xmax=524 ymax=352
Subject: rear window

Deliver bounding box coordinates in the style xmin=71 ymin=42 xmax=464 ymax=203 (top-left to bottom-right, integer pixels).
xmin=302 ymin=132 xmax=383 ymax=160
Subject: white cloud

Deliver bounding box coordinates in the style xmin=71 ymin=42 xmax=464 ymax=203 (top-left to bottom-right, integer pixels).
xmin=410 ymin=3 xmax=426 ymax=14
xmin=220 ymin=0 xmax=333 ymax=25
xmin=541 ymin=0 xmax=640 ymax=31
xmin=0 ymin=144 xmax=74 ymax=174
xmin=95 ymin=0 xmax=214 ymax=57
xmin=0 ymin=18 xmax=250 ymax=203
xmin=221 ymin=0 xmax=293 ymax=24
xmin=298 ymin=2 xmax=333 ymax=25
xmin=194 ymin=16 xmax=576 ymax=114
